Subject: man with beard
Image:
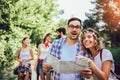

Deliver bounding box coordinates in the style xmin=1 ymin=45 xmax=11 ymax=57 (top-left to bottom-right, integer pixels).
xmin=56 ymin=27 xmax=66 ymax=39
xmin=43 ymin=17 xmax=92 ymax=80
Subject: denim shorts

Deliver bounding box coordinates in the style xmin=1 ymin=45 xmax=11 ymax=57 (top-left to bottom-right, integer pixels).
xmin=37 ymin=62 xmax=51 ymax=74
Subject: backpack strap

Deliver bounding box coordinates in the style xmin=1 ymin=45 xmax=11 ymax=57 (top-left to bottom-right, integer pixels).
xmin=111 ymin=70 xmax=120 ymax=79
xmin=100 ymin=49 xmax=103 ymax=61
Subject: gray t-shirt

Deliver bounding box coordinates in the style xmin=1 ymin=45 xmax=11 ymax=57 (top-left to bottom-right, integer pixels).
xmin=92 ymin=49 xmax=117 ymax=80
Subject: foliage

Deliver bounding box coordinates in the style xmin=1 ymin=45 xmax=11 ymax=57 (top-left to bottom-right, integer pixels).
xmin=84 ymin=0 xmax=120 ymax=47
xmin=52 ymin=19 xmax=67 ymax=38
xmin=83 ymin=14 xmax=98 ymax=29
xmin=0 ymin=0 xmax=58 ymax=65
xmin=0 ymin=0 xmax=60 ymax=79
xmin=83 ymin=0 xmax=120 ymax=66
xmin=107 ymin=47 xmax=120 ymax=64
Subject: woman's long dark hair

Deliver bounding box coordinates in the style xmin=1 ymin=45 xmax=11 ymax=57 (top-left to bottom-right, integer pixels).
xmin=22 ymin=37 xmax=29 ymax=43
xmin=43 ymin=33 xmax=51 ymax=43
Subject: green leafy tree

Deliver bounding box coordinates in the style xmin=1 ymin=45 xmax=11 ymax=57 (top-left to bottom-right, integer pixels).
xmin=0 ymin=0 xmax=59 ymax=79
xmin=83 ymin=0 xmax=120 ymax=66
xmin=84 ymin=0 xmax=120 ymax=47
xmin=52 ymin=19 xmax=67 ymax=38
xmin=83 ymin=13 xmax=98 ymax=29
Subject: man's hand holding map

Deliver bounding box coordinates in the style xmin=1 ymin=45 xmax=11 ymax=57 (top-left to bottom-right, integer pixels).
xmin=46 ymin=54 xmax=89 ymax=73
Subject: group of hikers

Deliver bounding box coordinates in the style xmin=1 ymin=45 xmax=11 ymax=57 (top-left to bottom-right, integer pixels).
xmin=15 ymin=17 xmax=119 ymax=80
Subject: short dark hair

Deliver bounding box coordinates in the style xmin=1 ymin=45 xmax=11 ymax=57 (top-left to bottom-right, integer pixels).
xmin=68 ymin=17 xmax=81 ymax=25
xmin=56 ymin=27 xmax=66 ymax=35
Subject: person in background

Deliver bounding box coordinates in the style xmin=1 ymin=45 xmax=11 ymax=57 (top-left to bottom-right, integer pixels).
xmin=56 ymin=27 xmax=66 ymax=39
xmin=16 ymin=37 xmax=34 ymax=80
xmin=34 ymin=33 xmax=52 ymax=80
xmin=43 ymin=17 xmax=92 ymax=80
xmin=77 ymin=28 xmax=118 ymax=80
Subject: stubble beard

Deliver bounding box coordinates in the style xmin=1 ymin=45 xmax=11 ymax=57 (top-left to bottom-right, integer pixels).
xmin=69 ymin=35 xmax=79 ymax=40
xmin=56 ymin=35 xmax=61 ymax=39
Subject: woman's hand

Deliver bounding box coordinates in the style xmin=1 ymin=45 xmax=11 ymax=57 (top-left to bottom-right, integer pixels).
xmin=76 ymin=54 xmax=92 ymax=78
xmin=22 ymin=58 xmax=31 ymax=62
xmin=42 ymin=63 xmax=51 ymax=73
xmin=76 ymin=54 xmax=86 ymax=60
xmin=80 ymin=68 xmax=92 ymax=79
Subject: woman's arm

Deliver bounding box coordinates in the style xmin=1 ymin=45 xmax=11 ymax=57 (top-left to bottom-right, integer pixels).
xmin=29 ymin=48 xmax=34 ymax=60
xmin=89 ymin=59 xmax=112 ymax=80
xmin=37 ymin=44 xmax=41 ymax=58
xmin=77 ymin=55 xmax=112 ymax=80
xmin=34 ymin=44 xmax=41 ymax=71
xmin=16 ymin=48 xmax=22 ymax=63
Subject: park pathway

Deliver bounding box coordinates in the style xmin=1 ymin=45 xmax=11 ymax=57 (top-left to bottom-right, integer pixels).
xmin=31 ymin=54 xmax=37 ymax=80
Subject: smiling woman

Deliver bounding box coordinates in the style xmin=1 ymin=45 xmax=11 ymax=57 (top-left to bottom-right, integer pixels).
xmin=16 ymin=37 xmax=34 ymax=80
xmin=78 ymin=28 xmax=118 ymax=80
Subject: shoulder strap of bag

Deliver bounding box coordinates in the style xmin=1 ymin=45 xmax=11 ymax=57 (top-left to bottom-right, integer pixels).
xmin=100 ymin=49 xmax=103 ymax=61
xmin=111 ymin=70 xmax=120 ymax=79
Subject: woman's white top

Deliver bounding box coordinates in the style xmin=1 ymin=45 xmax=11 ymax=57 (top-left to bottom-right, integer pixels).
xmin=20 ymin=48 xmax=31 ymax=67
xmin=38 ymin=44 xmax=50 ymax=60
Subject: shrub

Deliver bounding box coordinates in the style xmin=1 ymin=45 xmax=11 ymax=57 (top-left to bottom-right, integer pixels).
xmin=107 ymin=47 xmax=120 ymax=64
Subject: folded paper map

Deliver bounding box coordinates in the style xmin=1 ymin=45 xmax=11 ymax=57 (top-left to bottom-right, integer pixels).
xmin=46 ymin=54 xmax=89 ymax=73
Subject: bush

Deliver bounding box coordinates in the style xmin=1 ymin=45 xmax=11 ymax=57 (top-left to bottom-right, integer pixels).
xmin=107 ymin=47 xmax=120 ymax=64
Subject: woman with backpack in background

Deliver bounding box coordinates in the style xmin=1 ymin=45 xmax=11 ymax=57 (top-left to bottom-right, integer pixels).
xmin=77 ymin=28 xmax=118 ymax=80
xmin=16 ymin=37 xmax=34 ymax=80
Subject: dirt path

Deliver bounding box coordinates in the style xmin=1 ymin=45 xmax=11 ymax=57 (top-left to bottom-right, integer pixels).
xmin=31 ymin=54 xmax=37 ymax=80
